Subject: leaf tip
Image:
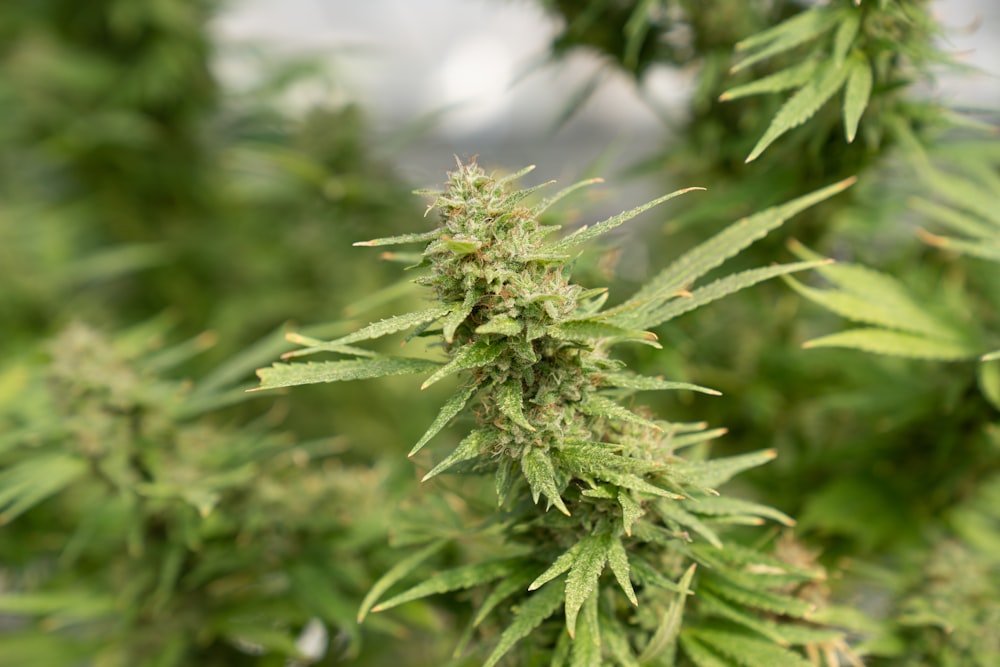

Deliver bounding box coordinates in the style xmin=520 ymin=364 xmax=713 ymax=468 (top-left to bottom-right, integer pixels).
xmin=353 ymin=240 xmax=376 ymax=247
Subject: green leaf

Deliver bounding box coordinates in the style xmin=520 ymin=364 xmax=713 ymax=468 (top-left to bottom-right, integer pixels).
xmin=422 ymin=430 xmax=487 ymax=481
xmin=732 ymin=8 xmax=836 ymax=72
xmin=604 ymin=535 xmax=637 ymax=606
xmin=289 ymin=306 xmax=452 ymax=354
xmin=600 ymin=471 xmax=683 ymax=499
xmin=920 ymin=230 xmax=1000 ymax=262
xmin=656 ymin=502 xmax=722 ymax=549
xmin=783 ymin=247 xmax=960 ymax=339
xmin=534 ymin=178 xmax=604 ymax=215
xmin=719 ymin=60 xmax=817 ymax=102
xmin=683 ymin=496 xmax=795 ymax=527
xmin=254 ymin=357 xmax=440 ymax=391
xmin=843 ymin=56 xmax=872 ymax=143
xmin=746 ymin=61 xmax=850 ymax=162
xmin=802 ymin=328 xmax=979 ymax=360
xmin=569 ymin=589 xmax=602 ymax=666
xmin=557 ymin=442 xmax=660 ymax=477
xmin=618 ymin=490 xmax=644 ymax=537
xmin=684 ymin=449 xmax=778 ymax=489
xmin=549 ymin=320 xmax=660 ymax=348
xmin=601 ymin=372 xmax=721 ymax=396
xmin=0 ymin=455 xmax=87 ymax=524
xmin=473 ymin=570 xmax=535 ymax=627
xmin=475 ymin=315 xmax=523 ymax=336
xmin=832 ymin=10 xmax=861 ymax=68
xmin=639 ymin=261 xmax=830 ymax=329
xmin=358 ymin=539 xmax=447 ymax=622
xmin=482 ymin=581 xmax=565 ymax=667
xmin=564 ymin=534 xmax=609 ymax=638
xmin=683 ymin=627 xmax=813 ymax=667
xmin=546 ymin=188 xmax=703 ymax=253
xmin=410 ymin=382 xmax=480 ymax=457
xmin=606 ymin=179 xmax=854 ymax=328
xmin=373 ymin=559 xmax=520 ymax=612
xmin=441 ymin=292 xmax=476 ymax=343
xmin=353 ymin=229 xmax=441 ymax=247
xmin=421 ymin=339 xmax=504 ymax=390
xmin=497 ymin=380 xmax=535 ymax=431
xmin=522 ymin=447 xmax=570 ymax=515
xmin=695 ymin=590 xmax=792 ymax=647
xmin=702 ymin=577 xmax=811 ymax=618
xmin=638 ymin=563 xmax=696 ymax=662
xmin=580 ymin=395 xmax=661 ymax=432
xmin=530 ymin=540 xmax=585 ymax=592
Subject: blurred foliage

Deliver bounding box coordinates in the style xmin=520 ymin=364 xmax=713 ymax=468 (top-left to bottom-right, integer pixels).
xmin=0 ymin=323 xmax=435 ymax=666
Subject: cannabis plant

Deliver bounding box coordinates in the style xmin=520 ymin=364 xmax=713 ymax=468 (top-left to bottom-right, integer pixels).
xmin=0 ymin=323 xmax=430 ymax=667
xmin=256 ymin=159 xmax=858 ymax=665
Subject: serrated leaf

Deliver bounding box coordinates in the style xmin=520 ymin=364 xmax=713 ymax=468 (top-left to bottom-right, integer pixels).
xmin=602 ymin=470 xmax=683 ymax=499
xmin=832 ymin=10 xmax=861 ymax=68
xmin=601 ymin=372 xmax=721 ymax=396
xmin=373 ymin=559 xmax=520 ymax=612
xmin=534 ymin=178 xmax=604 ymax=215
xmin=441 ymin=292 xmax=476 ymax=343
xmin=640 ymin=260 xmax=830 ymax=329
xmin=482 ymin=581 xmax=564 ymax=667
xmin=549 ymin=321 xmax=660 ymax=348
xmin=920 ymin=231 xmax=1000 ymax=262
xmin=702 ymin=577 xmax=811 ymax=618
xmin=679 ymin=633 xmax=730 ymax=667
xmin=638 ymin=563 xmax=696 ymax=662
xmin=522 ymin=447 xmax=570 ymax=515
xmin=308 ymin=305 xmax=452 ymax=351
xmin=421 ymin=339 xmax=503 ymax=390
xmin=473 ymin=570 xmax=535 ymax=627
xmin=569 ymin=589 xmax=601 ymax=666
xmin=410 ymin=382 xmax=480 ymax=457
xmin=684 ymin=627 xmax=812 ymax=667
xmin=802 ymin=328 xmax=979 ymax=360
xmin=746 ymin=61 xmax=850 ymax=162
xmin=530 ymin=541 xmax=584 ymax=592
xmin=696 ymin=590 xmax=791 ymax=646
xmin=0 ymin=454 xmax=87 ymax=524
xmin=843 ymin=57 xmax=872 ymax=143
xmin=254 ymin=357 xmax=440 ymax=391
xmin=720 ymin=60 xmax=817 ymax=101
xmin=580 ymin=395 xmax=661 ymax=432
xmin=684 ymin=496 xmax=795 ymax=527
xmin=564 ymin=534 xmax=608 ymax=638
xmin=783 ymin=272 xmax=957 ymax=340
xmin=557 ymin=442 xmax=659 ymax=477
xmin=354 ymin=229 xmax=441 ymax=247
xmin=546 ymin=188 xmax=703 ymax=253
xmin=422 ymin=430 xmax=487 ymax=481
xmin=496 ymin=456 xmax=516 ymax=507
xmin=912 ymin=196 xmax=996 ymax=239
xmin=606 ymin=179 xmax=854 ymax=328
xmin=618 ymin=490 xmax=644 ymax=536
xmin=684 ymin=450 xmax=777 ymax=489
xmin=604 ymin=535 xmax=637 ymax=606
xmin=475 ymin=315 xmax=523 ymax=336
xmin=358 ymin=540 xmax=446 ymax=622
xmin=732 ymin=8 xmax=836 ymax=72
xmin=603 ymin=617 xmax=640 ymax=667
xmin=497 ymin=380 xmax=535 ymax=431
xmin=656 ymin=502 xmax=722 ymax=548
